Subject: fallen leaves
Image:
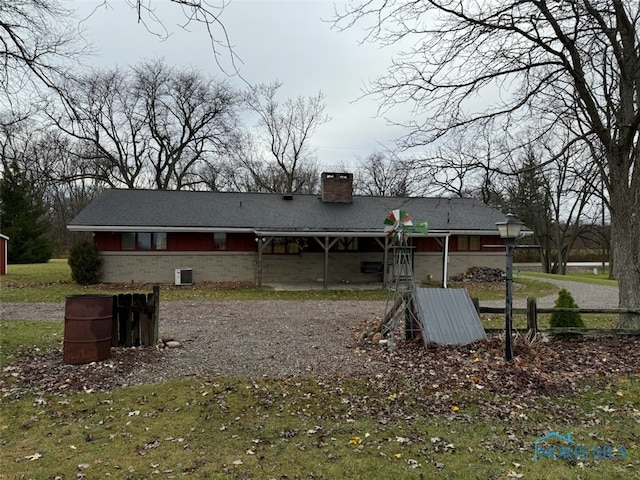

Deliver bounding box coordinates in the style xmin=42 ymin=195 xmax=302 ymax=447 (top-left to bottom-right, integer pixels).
xmin=2 ymin=308 xmax=639 ymax=479
xmin=1 ymin=347 xmax=162 ymax=399
xmin=348 ymin=332 xmax=640 ymax=420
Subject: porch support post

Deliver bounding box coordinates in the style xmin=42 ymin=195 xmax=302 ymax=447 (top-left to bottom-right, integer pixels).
xmin=324 ymin=236 xmax=329 ymax=290
xmin=256 ymin=236 xmax=273 ymax=288
xmin=256 ymin=236 xmax=263 ymax=287
xmin=314 ymin=236 xmax=339 ymax=290
xmin=374 ymin=236 xmax=387 ymax=287
xmin=383 ymin=236 xmax=389 ymax=286
xmin=443 ymin=234 xmax=450 ymax=288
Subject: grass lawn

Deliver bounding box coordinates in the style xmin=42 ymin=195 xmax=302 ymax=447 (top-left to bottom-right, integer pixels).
xmin=1 ymin=261 xmax=637 ymax=478
xmin=0 ymin=259 xmax=559 ymax=303
xmin=0 ymin=319 xmax=638 ymax=479
xmin=0 ymin=326 xmax=638 ymax=479
xmin=516 ymin=269 xmax=618 ymax=287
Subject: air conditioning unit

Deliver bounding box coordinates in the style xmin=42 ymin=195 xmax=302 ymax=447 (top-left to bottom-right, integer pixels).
xmin=175 ymin=268 xmax=193 ymax=286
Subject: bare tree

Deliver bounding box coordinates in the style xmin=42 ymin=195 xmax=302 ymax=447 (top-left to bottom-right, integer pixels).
xmin=354 ymin=151 xmax=427 ymax=197
xmin=1 ymin=0 xmax=239 ymax=98
xmin=504 ymin=140 xmax=597 ymax=274
xmin=52 ymin=68 xmax=145 ymax=188
xmin=132 ymin=60 xmax=241 ymax=189
xmin=238 ymin=81 xmax=328 ymax=194
xmin=426 ymin=126 xmax=507 ymax=199
xmin=335 ymin=1 xmax=640 ymax=328
xmin=50 ymin=60 xmax=241 ymax=190
xmin=0 ymin=0 xmax=85 ymax=105
xmin=0 ymin=114 xmax=101 ymax=254
xmin=109 ymin=0 xmax=240 ymax=74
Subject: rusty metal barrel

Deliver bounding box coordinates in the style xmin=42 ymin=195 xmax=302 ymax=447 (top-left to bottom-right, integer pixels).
xmin=64 ymin=295 xmax=113 ymax=365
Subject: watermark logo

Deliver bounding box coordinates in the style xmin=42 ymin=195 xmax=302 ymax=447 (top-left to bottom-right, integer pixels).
xmin=533 ymin=432 xmax=627 ymax=461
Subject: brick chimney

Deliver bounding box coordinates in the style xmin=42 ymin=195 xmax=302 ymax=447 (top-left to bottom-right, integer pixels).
xmin=321 ymin=172 xmax=353 ymax=203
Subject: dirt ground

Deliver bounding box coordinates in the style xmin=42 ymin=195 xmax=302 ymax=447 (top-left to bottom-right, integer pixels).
xmin=2 ymin=298 xmax=639 ymax=411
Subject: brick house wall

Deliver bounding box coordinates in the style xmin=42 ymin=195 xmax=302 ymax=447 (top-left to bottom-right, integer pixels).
xmin=99 ymin=244 xmax=505 ymax=285
xmin=100 ymin=252 xmax=256 ymax=284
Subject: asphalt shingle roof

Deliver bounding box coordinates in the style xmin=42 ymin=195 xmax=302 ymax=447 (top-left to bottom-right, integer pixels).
xmin=68 ymin=189 xmax=507 ymax=234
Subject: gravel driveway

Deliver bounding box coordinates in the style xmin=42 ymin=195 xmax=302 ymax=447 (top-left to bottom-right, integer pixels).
xmin=480 ymin=274 xmax=619 ymax=309
xmin=0 ymin=300 xmax=388 ymax=384
xmin=0 ymin=278 xmax=620 ymax=389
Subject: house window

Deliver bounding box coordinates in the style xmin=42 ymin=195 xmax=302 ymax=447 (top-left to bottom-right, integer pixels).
xmin=122 ymin=232 xmax=136 ymax=250
xmin=213 ymin=232 xmax=227 ymax=250
xmin=335 ymin=237 xmax=358 ymax=251
xmin=122 ymin=232 xmax=167 ymax=251
xmin=265 ymin=237 xmax=302 ymax=254
xmin=137 ymin=232 xmax=151 ymax=250
xmin=153 ymin=233 xmax=167 ymax=250
xmin=458 ymin=235 xmax=481 ymax=251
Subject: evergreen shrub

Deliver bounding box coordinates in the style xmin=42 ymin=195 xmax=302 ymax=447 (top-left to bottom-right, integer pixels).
xmin=68 ymin=241 xmax=103 ymax=285
xmin=549 ymin=288 xmax=585 ymax=336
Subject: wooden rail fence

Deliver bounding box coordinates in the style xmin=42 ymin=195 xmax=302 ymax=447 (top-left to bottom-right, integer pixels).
xmin=111 ymin=286 xmax=160 ymax=347
xmin=472 ymin=297 xmax=640 ymax=337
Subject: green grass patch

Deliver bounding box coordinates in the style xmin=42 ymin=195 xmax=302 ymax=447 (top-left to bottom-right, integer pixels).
xmin=0 ymin=320 xmax=63 ymax=366
xmin=0 ymin=260 xmax=391 ymax=302
xmin=481 ymin=313 xmax=620 ymax=331
xmin=517 ymin=270 xmax=618 ymax=287
xmin=2 ymin=260 xmax=560 ymax=303
xmin=1 ymin=315 xmax=638 ymax=478
xmin=1 ymin=259 xmax=72 ymax=284
xmin=1 ymin=375 xmax=638 ymax=479
xmin=159 ymin=286 xmax=390 ymax=302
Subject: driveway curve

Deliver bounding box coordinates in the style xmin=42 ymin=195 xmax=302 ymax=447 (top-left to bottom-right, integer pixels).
xmin=481 ymin=275 xmax=619 ymax=309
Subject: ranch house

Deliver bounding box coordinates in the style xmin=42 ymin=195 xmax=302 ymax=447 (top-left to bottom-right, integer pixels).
xmin=67 ymin=172 xmax=511 ymax=288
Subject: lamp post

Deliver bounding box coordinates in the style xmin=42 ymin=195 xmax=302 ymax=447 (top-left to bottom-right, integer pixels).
xmin=496 ymin=213 xmax=523 ymax=361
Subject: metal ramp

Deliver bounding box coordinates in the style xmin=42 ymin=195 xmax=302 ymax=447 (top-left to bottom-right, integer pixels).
xmin=414 ymin=288 xmax=487 ymax=345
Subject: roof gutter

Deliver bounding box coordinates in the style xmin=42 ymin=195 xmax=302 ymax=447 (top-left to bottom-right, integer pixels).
xmin=67 ymin=226 xmax=255 ymax=234
xmin=252 ymin=230 xmax=461 ymax=237
xmin=68 ymin=226 xmax=504 ymax=237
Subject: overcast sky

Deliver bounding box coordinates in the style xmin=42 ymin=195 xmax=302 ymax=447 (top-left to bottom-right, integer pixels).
xmin=70 ymin=0 xmax=410 ymax=170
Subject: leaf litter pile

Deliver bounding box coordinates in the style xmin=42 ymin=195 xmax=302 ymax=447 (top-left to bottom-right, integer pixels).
xmin=3 ymin=311 xmax=639 ymax=425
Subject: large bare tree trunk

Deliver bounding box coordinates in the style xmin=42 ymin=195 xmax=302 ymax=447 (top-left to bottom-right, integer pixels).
xmin=334 ymin=0 xmax=639 ymax=329
xmin=611 ymin=189 xmax=640 ymax=329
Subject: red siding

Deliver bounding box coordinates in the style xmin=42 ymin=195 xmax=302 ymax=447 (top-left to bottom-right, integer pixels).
xmin=449 ymin=235 xmax=505 ymax=252
xmin=414 ymin=237 xmax=443 ymax=252
xmin=480 ymin=236 xmax=505 ymax=251
xmin=94 ymin=232 xmax=122 ymax=251
xmin=228 ymin=234 xmax=256 ymax=251
xmin=92 ymin=232 xmax=506 ymax=254
xmin=0 ymin=236 xmax=7 ymax=275
xmin=93 ymin=231 xmax=256 ymax=252
xmin=168 ymin=233 xmax=212 ymax=251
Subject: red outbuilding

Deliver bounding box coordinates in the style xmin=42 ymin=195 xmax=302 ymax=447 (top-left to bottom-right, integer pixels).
xmin=0 ymin=234 xmax=8 ymax=276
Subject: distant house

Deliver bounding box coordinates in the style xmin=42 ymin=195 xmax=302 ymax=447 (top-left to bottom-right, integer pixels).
xmin=67 ymin=172 xmax=511 ymax=287
xmin=0 ymin=234 xmax=7 ymax=276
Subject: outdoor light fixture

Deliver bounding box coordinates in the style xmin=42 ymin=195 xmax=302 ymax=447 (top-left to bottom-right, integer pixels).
xmin=496 ymin=213 xmax=523 ymax=361
xmin=496 ymin=213 xmax=524 ymax=239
